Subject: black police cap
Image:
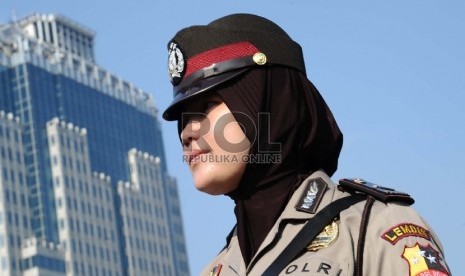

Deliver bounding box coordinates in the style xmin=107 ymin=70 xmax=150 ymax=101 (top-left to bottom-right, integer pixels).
xmin=163 ymin=13 xmax=306 ymax=121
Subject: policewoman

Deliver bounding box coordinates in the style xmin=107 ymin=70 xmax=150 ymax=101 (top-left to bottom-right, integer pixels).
xmin=162 ymin=14 xmax=451 ymax=276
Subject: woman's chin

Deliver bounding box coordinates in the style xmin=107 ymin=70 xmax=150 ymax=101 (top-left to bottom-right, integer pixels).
xmin=189 ymin=154 xmax=247 ymax=195
xmin=193 ymin=174 xmax=238 ymax=195
xmin=193 ymin=178 xmax=225 ymax=195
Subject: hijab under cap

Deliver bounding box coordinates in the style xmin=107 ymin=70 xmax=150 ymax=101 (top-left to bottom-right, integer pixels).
xmin=216 ymin=66 xmax=343 ymax=265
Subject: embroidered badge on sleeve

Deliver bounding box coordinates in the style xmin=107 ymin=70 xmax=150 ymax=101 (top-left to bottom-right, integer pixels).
xmin=381 ymin=223 xmax=431 ymax=245
xmin=402 ymin=243 xmax=449 ymax=276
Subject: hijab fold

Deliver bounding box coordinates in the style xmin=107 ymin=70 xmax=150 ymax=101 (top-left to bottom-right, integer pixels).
xmin=216 ymin=67 xmax=343 ymax=265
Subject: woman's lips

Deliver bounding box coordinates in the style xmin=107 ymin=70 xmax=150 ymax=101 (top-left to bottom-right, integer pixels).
xmin=185 ymin=150 xmax=209 ymax=166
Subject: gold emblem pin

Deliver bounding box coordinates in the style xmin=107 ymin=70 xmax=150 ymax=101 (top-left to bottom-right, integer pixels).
xmin=253 ymin=52 xmax=267 ymax=65
xmin=307 ymin=220 xmax=339 ymax=252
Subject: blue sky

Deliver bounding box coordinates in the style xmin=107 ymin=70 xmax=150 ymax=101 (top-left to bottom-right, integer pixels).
xmin=1 ymin=1 xmax=464 ymax=275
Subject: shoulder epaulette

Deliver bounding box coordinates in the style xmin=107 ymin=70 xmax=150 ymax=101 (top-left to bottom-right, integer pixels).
xmin=338 ymin=178 xmax=414 ymax=205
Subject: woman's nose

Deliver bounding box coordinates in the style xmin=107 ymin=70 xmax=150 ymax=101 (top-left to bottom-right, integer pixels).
xmin=180 ymin=119 xmax=202 ymax=148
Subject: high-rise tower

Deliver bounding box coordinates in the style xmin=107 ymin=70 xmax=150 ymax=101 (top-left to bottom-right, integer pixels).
xmin=0 ymin=13 xmax=189 ymax=276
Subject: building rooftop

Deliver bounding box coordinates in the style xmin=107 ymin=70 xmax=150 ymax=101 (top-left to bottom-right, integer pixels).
xmin=0 ymin=14 xmax=158 ymax=117
xmin=17 ymin=13 xmax=96 ymax=38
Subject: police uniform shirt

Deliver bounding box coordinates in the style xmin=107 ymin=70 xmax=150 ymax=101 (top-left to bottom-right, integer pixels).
xmin=202 ymin=170 xmax=451 ymax=276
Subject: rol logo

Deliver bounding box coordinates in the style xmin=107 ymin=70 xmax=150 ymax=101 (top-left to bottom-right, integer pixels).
xmin=181 ymin=111 xmax=282 ymax=164
xmin=181 ymin=111 xmax=281 ymax=154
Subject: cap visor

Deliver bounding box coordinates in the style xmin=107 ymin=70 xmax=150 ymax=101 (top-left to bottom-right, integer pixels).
xmin=162 ymin=68 xmax=249 ymax=120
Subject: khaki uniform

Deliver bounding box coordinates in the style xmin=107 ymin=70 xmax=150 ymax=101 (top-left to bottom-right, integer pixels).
xmin=202 ymin=171 xmax=450 ymax=276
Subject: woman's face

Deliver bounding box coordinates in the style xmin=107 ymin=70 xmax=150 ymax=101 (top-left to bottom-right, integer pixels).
xmin=180 ymin=95 xmax=251 ymax=195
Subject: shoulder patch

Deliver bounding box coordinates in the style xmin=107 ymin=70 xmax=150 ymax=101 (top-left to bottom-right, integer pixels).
xmin=381 ymin=223 xmax=431 ymax=245
xmin=402 ymin=243 xmax=449 ymax=276
xmin=338 ymin=178 xmax=414 ymax=205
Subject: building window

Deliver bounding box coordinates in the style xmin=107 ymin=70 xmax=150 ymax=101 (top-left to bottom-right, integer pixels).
xmin=74 ymin=261 xmax=79 ymax=273
xmin=3 ymin=168 xmax=8 ymax=181
xmin=81 ymin=201 xmax=86 ymax=214
xmin=1 ymin=256 xmax=6 ymax=270
xmin=12 ymin=191 xmax=17 ymax=205
xmin=69 ymin=219 xmax=74 ymax=231
xmin=4 ymin=190 xmax=10 ymax=203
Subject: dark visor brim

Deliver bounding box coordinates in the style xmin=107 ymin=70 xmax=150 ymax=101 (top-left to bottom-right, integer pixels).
xmin=162 ymin=68 xmax=250 ymax=121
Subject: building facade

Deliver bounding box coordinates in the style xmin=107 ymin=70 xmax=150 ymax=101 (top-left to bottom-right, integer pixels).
xmin=0 ymin=13 xmax=189 ymax=276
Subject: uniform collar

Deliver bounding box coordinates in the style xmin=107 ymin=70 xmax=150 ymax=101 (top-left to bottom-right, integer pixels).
xmin=221 ymin=229 xmax=246 ymax=275
xmin=246 ymin=170 xmax=341 ymax=272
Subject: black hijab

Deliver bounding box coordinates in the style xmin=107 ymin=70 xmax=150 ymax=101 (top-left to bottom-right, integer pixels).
xmin=216 ymin=66 xmax=343 ymax=265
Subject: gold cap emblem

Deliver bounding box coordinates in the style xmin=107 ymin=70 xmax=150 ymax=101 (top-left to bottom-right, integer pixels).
xmin=253 ymin=52 xmax=267 ymax=65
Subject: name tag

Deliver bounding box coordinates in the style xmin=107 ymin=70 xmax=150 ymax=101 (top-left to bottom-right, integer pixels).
xmin=281 ymin=258 xmax=344 ymax=276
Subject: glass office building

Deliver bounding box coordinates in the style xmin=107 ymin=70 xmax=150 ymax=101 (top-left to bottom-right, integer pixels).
xmin=0 ymin=13 xmax=189 ymax=276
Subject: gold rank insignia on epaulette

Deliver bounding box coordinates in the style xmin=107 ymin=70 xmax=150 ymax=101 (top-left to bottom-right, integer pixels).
xmin=338 ymin=178 xmax=415 ymax=205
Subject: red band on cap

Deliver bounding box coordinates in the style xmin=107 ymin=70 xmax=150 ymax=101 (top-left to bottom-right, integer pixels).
xmin=185 ymin=42 xmax=259 ymax=77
